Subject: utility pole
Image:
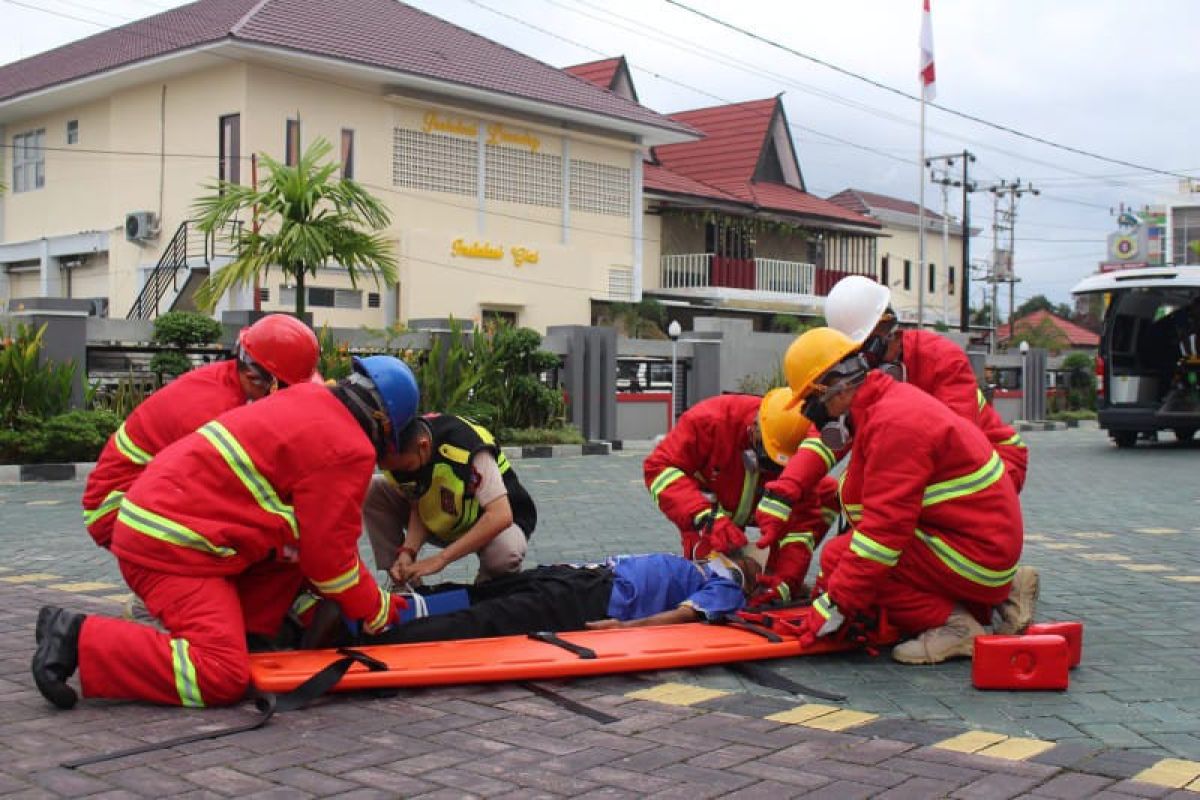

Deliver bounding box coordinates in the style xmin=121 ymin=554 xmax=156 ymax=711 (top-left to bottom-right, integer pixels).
xmin=984 ymin=179 xmax=1039 ymax=351
xmin=926 ymin=150 xmax=976 ymax=331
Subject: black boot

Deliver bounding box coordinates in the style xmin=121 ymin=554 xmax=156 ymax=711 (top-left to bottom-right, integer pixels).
xmin=32 ymin=606 xmax=86 ymax=710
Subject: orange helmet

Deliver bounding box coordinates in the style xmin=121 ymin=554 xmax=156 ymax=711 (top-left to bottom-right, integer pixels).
xmin=758 ymin=387 xmax=810 ymax=467
xmin=238 ymin=314 xmax=319 ymax=386
xmin=782 ymin=327 xmax=861 ymax=409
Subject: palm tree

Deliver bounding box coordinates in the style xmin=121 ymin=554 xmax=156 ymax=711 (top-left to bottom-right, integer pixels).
xmin=192 ymin=138 xmax=397 ymax=316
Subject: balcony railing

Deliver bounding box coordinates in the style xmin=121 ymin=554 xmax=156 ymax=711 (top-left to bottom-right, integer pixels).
xmin=659 ymin=254 xmax=816 ymax=295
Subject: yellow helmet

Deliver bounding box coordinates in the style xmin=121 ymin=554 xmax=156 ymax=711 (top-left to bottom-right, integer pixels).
xmin=782 ymin=327 xmax=862 ymax=409
xmin=759 ymin=387 xmax=811 ymax=466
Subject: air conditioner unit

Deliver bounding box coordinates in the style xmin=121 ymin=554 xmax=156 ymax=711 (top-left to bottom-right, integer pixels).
xmin=124 ymin=211 xmax=159 ymax=242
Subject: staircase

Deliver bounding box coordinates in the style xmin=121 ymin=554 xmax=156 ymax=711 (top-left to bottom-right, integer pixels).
xmin=126 ymin=220 xmax=241 ymax=320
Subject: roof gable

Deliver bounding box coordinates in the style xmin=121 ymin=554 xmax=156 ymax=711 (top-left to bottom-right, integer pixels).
xmin=829 ymin=187 xmax=947 ymax=223
xmin=998 ymin=310 xmax=1100 ymax=348
xmin=563 ymin=56 xmax=638 ymax=102
xmin=0 ymin=0 xmax=687 ymax=139
xmin=648 ymin=97 xmax=878 ymax=228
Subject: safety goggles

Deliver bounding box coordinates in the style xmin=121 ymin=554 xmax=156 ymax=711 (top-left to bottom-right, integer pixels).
xmin=861 ymin=310 xmax=899 ymax=367
xmin=236 ymin=348 xmax=276 ymax=389
xmin=810 ymin=353 xmax=871 ymax=402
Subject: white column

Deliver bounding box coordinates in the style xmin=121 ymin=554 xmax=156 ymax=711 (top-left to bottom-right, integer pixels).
xmin=476 ymin=126 xmax=487 ymax=235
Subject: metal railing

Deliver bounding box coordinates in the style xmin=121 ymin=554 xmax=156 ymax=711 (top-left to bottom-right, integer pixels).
xmin=659 ymin=253 xmax=712 ymax=289
xmin=126 ymin=220 xmax=242 ymax=321
xmin=659 ymin=253 xmax=816 ymax=295
xmin=755 ymin=258 xmax=816 ymax=295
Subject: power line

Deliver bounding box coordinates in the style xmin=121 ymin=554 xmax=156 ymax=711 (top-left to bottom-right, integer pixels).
xmin=661 ymin=0 xmax=1193 ymax=181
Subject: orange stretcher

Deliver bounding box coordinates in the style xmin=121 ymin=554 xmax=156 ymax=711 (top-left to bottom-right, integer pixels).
xmin=249 ymin=609 xmax=899 ymax=693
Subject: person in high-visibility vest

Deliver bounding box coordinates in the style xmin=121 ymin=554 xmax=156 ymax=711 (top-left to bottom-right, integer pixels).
xmin=32 ymin=356 xmax=419 ymax=709
xmin=643 ymin=389 xmax=836 ymax=607
xmin=82 ymin=314 xmax=320 ymax=550
xmin=775 ymin=328 xmax=1025 ymax=665
xmin=365 ymin=413 xmax=537 ymax=586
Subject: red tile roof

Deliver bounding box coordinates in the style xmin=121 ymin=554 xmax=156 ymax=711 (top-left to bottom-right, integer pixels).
xmin=564 ymin=58 xmax=623 ymax=91
xmin=997 ymin=310 xmax=1099 ymax=348
xmin=654 ymin=98 xmax=778 ymax=191
xmin=828 ymin=188 xmax=947 ymax=223
xmin=643 ymin=161 xmax=745 ymax=204
xmin=648 ymin=98 xmax=879 ymax=228
xmin=0 ymin=0 xmax=690 ymax=137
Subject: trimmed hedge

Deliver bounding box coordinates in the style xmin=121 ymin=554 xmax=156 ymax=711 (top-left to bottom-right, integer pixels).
xmin=0 ymin=410 xmax=121 ymax=465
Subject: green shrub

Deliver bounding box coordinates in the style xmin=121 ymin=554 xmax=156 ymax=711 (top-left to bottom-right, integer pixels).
xmin=0 ymin=410 xmax=121 ymax=464
xmin=149 ymin=350 xmax=193 ymax=378
xmin=42 ymin=410 xmax=121 ymax=462
xmin=317 ymin=324 xmax=353 ymax=381
xmin=152 ymin=311 xmax=222 ymax=347
xmin=0 ymin=323 xmax=75 ymax=427
xmin=497 ymin=426 xmax=585 ymax=445
xmin=476 ymin=325 xmax=564 ymax=430
xmin=89 ymin=373 xmax=157 ymax=419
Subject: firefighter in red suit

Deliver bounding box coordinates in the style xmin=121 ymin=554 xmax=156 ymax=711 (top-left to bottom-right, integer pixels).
xmin=778 ymin=328 xmax=1024 ymax=664
xmin=644 ymin=388 xmax=836 ymax=607
xmin=81 ymin=314 xmax=320 ymax=549
xmin=31 ymin=355 xmax=419 ymax=709
xmin=824 ymin=275 xmax=1027 ymax=492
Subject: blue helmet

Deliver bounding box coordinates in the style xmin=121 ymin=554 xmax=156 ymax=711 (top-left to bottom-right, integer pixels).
xmin=351 ymin=355 xmax=419 ymax=448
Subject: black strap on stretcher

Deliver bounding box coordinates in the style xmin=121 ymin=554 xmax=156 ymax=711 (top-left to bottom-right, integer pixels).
xmin=527 ymin=630 xmax=597 ymax=659
xmin=61 ymin=648 xmax=387 ymax=769
xmin=725 ymin=661 xmax=847 ymax=702
xmin=518 ymin=681 xmax=619 ymax=724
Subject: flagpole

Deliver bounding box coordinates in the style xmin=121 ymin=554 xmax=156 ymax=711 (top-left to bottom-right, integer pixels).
xmin=918 ymin=96 xmax=926 ymax=328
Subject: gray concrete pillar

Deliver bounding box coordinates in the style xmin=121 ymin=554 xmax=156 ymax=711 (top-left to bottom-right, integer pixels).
xmin=688 ymin=340 xmax=722 ymax=408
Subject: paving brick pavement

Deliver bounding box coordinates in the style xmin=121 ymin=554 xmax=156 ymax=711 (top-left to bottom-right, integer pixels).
xmin=1 ymin=428 xmax=1200 ymax=796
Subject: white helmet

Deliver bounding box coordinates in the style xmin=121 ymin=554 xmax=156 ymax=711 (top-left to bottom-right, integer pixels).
xmin=824 ymin=275 xmax=891 ymax=344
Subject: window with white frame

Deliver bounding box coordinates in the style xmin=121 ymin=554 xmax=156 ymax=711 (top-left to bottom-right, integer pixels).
xmin=12 ymin=129 xmax=46 ymax=192
xmin=570 ymin=159 xmax=630 ymax=216
xmin=485 ymin=144 xmax=561 ymax=207
xmin=279 ymin=285 xmax=363 ymax=309
xmin=393 ymin=128 xmax=478 ymax=196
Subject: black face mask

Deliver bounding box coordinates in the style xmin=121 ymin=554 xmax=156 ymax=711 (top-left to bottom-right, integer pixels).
xmin=802 ymin=394 xmax=833 ymax=429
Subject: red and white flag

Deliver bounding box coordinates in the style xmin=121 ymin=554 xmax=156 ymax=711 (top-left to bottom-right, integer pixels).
xmin=920 ymin=0 xmax=936 ymax=101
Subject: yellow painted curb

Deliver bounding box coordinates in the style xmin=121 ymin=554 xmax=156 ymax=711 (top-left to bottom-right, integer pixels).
xmin=1135 ymin=528 xmax=1181 ymax=535
xmin=0 ymin=573 xmax=60 ymax=583
xmin=48 ymin=581 xmax=121 ymax=592
xmin=976 ymin=737 xmax=1055 ymax=761
xmin=802 ymin=709 xmax=878 ymax=731
xmin=766 ymin=703 xmax=840 ymax=724
xmin=1119 ymin=564 xmax=1172 ymax=573
xmin=1133 ymin=758 xmax=1200 ymax=789
xmin=626 ymin=682 xmax=730 ymax=706
xmin=934 ymin=730 xmax=1008 ymax=753
xmin=1167 ymin=576 xmax=1200 ymax=583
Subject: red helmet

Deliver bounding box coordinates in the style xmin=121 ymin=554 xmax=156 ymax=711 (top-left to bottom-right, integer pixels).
xmin=237 ymin=315 xmax=319 ymax=386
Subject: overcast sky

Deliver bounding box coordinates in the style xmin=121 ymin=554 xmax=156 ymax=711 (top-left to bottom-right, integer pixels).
xmin=3 ymin=0 xmax=1197 ymax=309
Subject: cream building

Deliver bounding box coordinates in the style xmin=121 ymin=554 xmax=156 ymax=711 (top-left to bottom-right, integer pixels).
xmin=828 ymin=189 xmax=975 ymax=328
xmin=0 ymin=0 xmax=694 ymax=331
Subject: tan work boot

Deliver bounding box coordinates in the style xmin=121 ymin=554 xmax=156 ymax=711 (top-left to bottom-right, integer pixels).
xmin=891 ymin=606 xmax=985 ymax=665
xmin=993 ymin=566 xmax=1040 ymax=635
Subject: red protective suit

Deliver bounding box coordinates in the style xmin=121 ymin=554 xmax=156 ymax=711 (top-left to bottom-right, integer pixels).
xmin=814 ymin=372 xmax=1023 ymax=634
xmin=765 ymin=329 xmax=1027 ymax=506
xmin=77 ymin=382 xmax=400 ymax=707
xmin=644 ymin=395 xmax=835 ymax=599
xmin=82 ymin=359 xmax=247 ymax=548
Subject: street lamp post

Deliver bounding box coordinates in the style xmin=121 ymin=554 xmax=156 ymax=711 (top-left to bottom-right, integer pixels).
xmin=1019 ymin=339 xmax=1030 ymax=421
xmin=668 ymin=319 xmax=682 ymax=429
